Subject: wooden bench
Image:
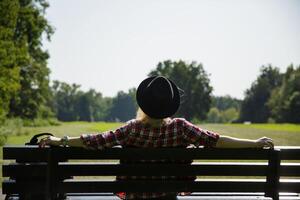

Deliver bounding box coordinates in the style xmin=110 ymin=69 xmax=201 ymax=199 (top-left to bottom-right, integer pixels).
xmin=2 ymin=146 xmax=300 ymax=200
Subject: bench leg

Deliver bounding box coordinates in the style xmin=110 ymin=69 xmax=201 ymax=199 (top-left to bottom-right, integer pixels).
xmin=271 ymin=193 xmax=279 ymax=200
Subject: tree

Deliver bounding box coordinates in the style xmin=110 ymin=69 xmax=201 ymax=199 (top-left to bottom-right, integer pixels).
xmin=207 ymin=107 xmax=239 ymax=123
xmin=0 ymin=0 xmax=20 ymax=122
xmin=239 ymin=65 xmax=282 ymax=123
xmin=7 ymin=0 xmax=54 ymax=119
xmin=51 ymin=81 xmax=113 ymax=122
xmin=268 ymin=65 xmax=300 ymax=123
xmin=207 ymin=107 xmax=222 ymax=123
xmin=51 ymin=81 xmax=81 ymax=121
xmin=107 ymin=90 xmax=137 ymax=122
xmin=76 ymin=89 xmax=112 ymax=122
xmin=222 ymin=107 xmax=239 ymax=123
xmin=212 ymin=95 xmax=241 ymax=111
xmin=149 ymin=60 xmax=212 ymax=121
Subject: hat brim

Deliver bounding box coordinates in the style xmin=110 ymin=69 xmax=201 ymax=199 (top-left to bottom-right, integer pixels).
xmin=136 ymin=76 xmax=180 ymax=119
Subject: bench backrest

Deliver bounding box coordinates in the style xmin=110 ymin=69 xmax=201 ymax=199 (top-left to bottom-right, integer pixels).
xmin=3 ymin=146 xmax=299 ymax=200
xmin=276 ymin=146 xmax=300 ymax=194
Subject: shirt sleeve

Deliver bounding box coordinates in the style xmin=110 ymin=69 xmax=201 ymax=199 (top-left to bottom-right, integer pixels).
xmin=80 ymin=121 xmax=133 ymax=150
xmin=179 ymin=118 xmax=219 ymax=147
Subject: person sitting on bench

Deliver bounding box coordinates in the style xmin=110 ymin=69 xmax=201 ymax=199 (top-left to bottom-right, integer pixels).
xmin=39 ymin=76 xmax=274 ymax=200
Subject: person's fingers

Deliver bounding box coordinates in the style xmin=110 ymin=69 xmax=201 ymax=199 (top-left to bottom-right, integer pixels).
xmin=39 ymin=136 xmax=50 ymax=148
xmin=256 ymin=137 xmax=273 ymax=149
xmin=267 ymin=140 xmax=274 ymax=148
xmin=39 ymin=141 xmax=44 ymax=148
xmin=39 ymin=138 xmax=44 ymax=148
xmin=259 ymin=137 xmax=274 ymax=148
xmin=261 ymin=137 xmax=272 ymax=142
xmin=263 ymin=139 xmax=274 ymax=148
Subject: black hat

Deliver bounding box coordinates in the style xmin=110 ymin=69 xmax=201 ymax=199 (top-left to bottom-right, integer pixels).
xmin=136 ymin=76 xmax=180 ymax=119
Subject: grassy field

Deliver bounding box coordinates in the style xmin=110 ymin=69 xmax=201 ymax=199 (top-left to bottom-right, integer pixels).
xmin=201 ymin=123 xmax=300 ymax=146
xmin=1 ymin=122 xmax=300 ymax=187
xmin=4 ymin=122 xmax=300 ymax=146
xmin=5 ymin=121 xmax=123 ymax=145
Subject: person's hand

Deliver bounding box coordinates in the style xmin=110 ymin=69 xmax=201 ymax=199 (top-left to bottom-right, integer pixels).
xmin=39 ymin=136 xmax=61 ymax=148
xmin=255 ymin=137 xmax=274 ymax=148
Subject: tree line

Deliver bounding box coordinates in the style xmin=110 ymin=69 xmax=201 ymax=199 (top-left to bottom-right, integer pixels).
xmin=239 ymin=65 xmax=300 ymax=123
xmin=1 ymin=0 xmax=299 ymax=125
xmin=51 ymin=81 xmax=137 ymax=122
xmin=50 ymin=60 xmax=213 ymax=122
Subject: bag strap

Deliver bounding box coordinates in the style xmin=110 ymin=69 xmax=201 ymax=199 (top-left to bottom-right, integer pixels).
xmin=25 ymin=132 xmax=54 ymax=145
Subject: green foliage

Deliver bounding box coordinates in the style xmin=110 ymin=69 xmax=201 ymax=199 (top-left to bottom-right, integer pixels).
xmin=207 ymin=107 xmax=222 ymax=123
xmin=208 ymin=95 xmax=241 ymax=123
xmin=22 ymin=118 xmax=61 ymax=127
xmin=0 ymin=117 xmax=60 ymax=146
xmin=239 ymin=64 xmax=300 ymax=123
xmin=0 ymin=0 xmax=53 ymax=121
xmin=149 ymin=60 xmax=212 ymax=121
xmin=0 ymin=0 xmax=21 ymax=121
xmin=107 ymin=89 xmax=137 ymax=122
xmin=51 ymin=60 xmax=212 ymax=123
xmin=51 ymin=80 xmax=137 ymax=122
xmin=222 ymin=108 xmax=239 ymax=123
xmin=0 ymin=118 xmax=23 ymax=145
xmin=268 ymin=65 xmax=300 ymax=123
xmin=212 ymin=95 xmax=241 ymax=111
xmin=8 ymin=0 xmax=54 ymax=120
xmin=52 ymin=81 xmax=115 ymax=122
xmin=207 ymin=107 xmax=239 ymax=123
xmin=51 ymin=81 xmax=81 ymax=121
xmin=239 ymin=65 xmax=282 ymax=123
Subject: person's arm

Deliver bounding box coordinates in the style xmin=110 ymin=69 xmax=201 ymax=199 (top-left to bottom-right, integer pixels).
xmin=215 ymin=135 xmax=274 ymax=148
xmin=179 ymin=118 xmax=274 ymax=149
xmin=39 ymin=121 xmax=133 ymax=149
xmin=39 ymin=136 xmax=85 ymax=148
xmin=180 ymin=118 xmax=220 ymax=147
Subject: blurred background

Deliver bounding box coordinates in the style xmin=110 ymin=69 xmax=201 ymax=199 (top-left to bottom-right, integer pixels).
xmin=0 ymin=0 xmax=300 ymax=147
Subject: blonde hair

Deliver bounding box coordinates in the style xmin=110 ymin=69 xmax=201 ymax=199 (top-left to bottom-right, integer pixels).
xmin=136 ymin=107 xmax=169 ymax=127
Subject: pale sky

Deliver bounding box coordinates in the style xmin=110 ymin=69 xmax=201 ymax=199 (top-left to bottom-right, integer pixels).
xmin=44 ymin=0 xmax=300 ymax=99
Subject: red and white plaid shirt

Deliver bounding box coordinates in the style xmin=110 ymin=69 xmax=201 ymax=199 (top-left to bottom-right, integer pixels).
xmin=81 ymin=118 xmax=219 ymax=199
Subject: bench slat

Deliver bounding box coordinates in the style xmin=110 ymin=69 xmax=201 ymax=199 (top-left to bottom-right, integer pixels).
xmin=280 ymin=163 xmax=300 ymax=176
xmin=59 ymin=163 xmax=268 ymax=176
xmin=277 ymin=146 xmax=300 ymax=160
xmin=3 ymin=162 xmax=269 ymax=177
xmin=3 ymin=146 xmax=276 ymax=160
xmin=8 ymin=162 xmax=300 ymax=178
xmin=61 ymin=180 xmax=267 ymax=193
xmin=279 ymin=179 xmax=300 ymax=192
xmin=3 ymin=179 xmax=267 ymax=193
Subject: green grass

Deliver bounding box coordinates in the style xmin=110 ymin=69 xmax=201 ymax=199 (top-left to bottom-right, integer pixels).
xmin=229 ymin=123 xmax=300 ymax=132
xmin=88 ymin=122 xmax=124 ymax=132
xmin=200 ymin=123 xmax=300 ymax=146
xmin=4 ymin=122 xmax=300 ymax=146
xmin=5 ymin=121 xmax=123 ymax=145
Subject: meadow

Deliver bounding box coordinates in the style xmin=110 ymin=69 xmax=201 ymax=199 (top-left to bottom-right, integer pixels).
xmin=1 ymin=122 xmax=300 ymax=188
xmin=4 ymin=122 xmax=300 ymax=146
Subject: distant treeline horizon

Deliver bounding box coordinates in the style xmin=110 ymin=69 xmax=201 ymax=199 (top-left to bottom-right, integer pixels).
xmin=49 ymin=61 xmax=300 ymax=124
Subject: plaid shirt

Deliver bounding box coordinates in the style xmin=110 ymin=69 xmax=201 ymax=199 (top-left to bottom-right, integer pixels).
xmin=81 ymin=118 xmax=219 ymax=199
